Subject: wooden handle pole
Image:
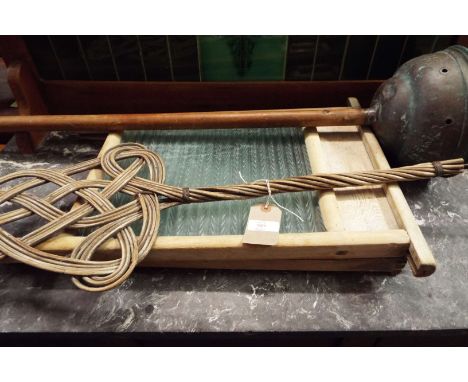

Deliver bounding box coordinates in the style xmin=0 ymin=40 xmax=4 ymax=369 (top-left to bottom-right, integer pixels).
xmin=0 ymin=107 xmax=370 ymax=132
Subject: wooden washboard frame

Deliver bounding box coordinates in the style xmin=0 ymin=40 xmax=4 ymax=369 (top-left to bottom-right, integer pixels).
xmin=35 ymin=97 xmax=435 ymax=277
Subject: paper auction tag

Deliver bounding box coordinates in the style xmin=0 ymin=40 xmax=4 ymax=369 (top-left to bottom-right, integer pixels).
xmin=242 ymin=204 xmax=282 ymax=245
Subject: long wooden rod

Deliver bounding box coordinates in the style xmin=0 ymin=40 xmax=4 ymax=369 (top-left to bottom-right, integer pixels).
xmin=0 ymin=107 xmax=372 ymax=132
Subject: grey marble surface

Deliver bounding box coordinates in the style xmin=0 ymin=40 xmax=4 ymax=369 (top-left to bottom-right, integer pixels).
xmin=0 ymin=132 xmax=467 ymax=333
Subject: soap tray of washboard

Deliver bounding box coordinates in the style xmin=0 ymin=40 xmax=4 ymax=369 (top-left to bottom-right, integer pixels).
xmin=38 ymin=98 xmax=434 ymax=277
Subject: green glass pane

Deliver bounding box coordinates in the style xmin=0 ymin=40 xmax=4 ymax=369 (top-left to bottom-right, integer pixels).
xmin=199 ymin=36 xmax=287 ymax=81
xmin=115 ymin=128 xmax=323 ymax=236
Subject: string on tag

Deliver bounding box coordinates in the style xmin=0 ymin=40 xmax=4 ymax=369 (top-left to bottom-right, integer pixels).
xmin=239 ymin=171 xmax=304 ymax=222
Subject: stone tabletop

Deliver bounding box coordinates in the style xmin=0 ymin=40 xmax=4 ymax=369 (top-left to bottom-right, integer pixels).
xmin=0 ymin=132 xmax=467 ymax=333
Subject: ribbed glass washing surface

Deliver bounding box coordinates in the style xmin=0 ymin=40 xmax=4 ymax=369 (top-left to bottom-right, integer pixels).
xmin=114 ymin=128 xmax=324 ymax=235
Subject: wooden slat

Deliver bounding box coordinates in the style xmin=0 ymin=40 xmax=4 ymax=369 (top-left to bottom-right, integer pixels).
xmin=39 ymin=230 xmax=410 ymax=262
xmin=304 ymin=126 xmax=344 ymax=231
xmin=318 ymin=126 xmax=399 ymax=231
xmin=138 ymin=257 xmax=407 ymax=272
xmin=350 ymin=98 xmax=437 ymax=276
xmin=2 ymin=253 xmax=406 ymax=272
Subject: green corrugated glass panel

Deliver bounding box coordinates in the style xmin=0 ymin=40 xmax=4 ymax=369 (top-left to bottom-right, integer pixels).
xmin=115 ymin=129 xmax=323 ymax=236
xmin=199 ymin=36 xmax=287 ymax=81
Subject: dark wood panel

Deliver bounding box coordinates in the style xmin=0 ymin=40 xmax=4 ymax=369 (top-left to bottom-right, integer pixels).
xmin=41 ymin=80 xmax=382 ymax=114
xmin=368 ymin=36 xmax=407 ymax=79
xmin=0 ymin=58 xmax=14 ymax=108
xmin=77 ymin=36 xmax=117 ymax=81
xmin=48 ymin=36 xmax=90 ymax=80
xmin=138 ymin=36 xmax=171 ymax=81
xmin=312 ymin=36 xmax=348 ymax=80
xmin=168 ymin=36 xmax=200 ymax=81
xmin=285 ymin=36 xmax=318 ymax=80
xmin=0 ymin=37 xmax=37 ymax=76
xmin=0 ymin=58 xmax=16 ymax=145
xmin=108 ymin=36 xmax=145 ymax=81
xmin=341 ymin=36 xmax=378 ymax=80
xmin=7 ymin=62 xmax=48 ymax=152
xmin=0 ymin=36 xmax=49 ymax=151
xmin=23 ymin=36 xmax=63 ymax=80
xmin=457 ymin=36 xmax=468 ymax=46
